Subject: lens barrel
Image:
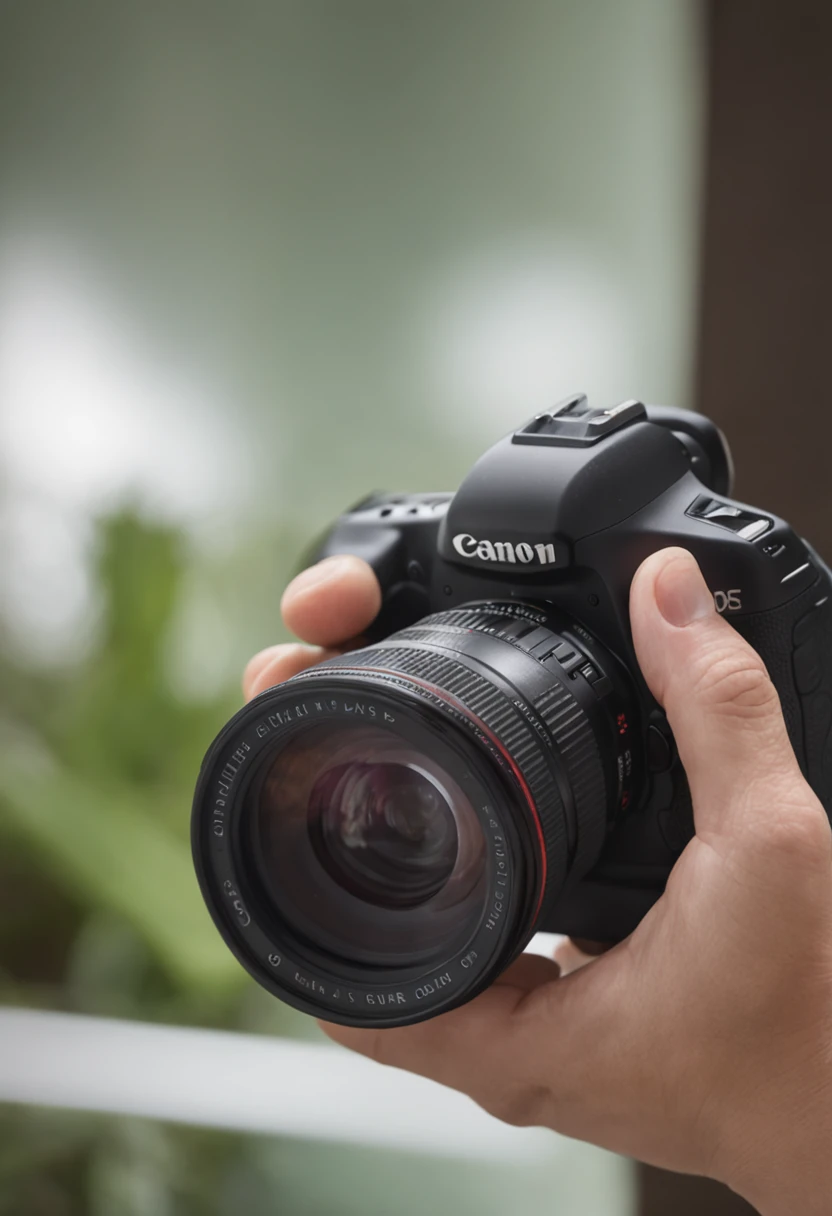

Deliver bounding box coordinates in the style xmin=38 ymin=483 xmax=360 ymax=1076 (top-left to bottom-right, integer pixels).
xmin=192 ymin=601 xmax=636 ymax=1027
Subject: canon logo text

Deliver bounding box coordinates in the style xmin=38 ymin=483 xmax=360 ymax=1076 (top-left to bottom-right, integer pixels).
xmin=452 ymin=533 xmax=557 ymax=567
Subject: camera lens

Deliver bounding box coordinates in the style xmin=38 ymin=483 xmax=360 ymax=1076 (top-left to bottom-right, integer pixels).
xmin=193 ymin=601 xmax=636 ymax=1027
xmin=249 ymin=721 xmax=487 ymax=965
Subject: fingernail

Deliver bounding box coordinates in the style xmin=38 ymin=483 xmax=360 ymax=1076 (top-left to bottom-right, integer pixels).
xmin=654 ymin=550 xmax=714 ymax=627
xmin=285 ymin=555 xmax=354 ymax=596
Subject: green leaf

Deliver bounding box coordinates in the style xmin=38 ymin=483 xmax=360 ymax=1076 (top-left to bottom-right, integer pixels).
xmin=0 ymin=757 xmax=244 ymax=995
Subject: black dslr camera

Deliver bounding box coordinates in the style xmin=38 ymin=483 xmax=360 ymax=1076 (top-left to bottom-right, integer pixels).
xmin=193 ymin=396 xmax=832 ymax=1027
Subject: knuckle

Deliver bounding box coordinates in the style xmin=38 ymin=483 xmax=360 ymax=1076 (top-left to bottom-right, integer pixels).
xmin=745 ymin=794 xmax=832 ymax=870
xmin=246 ymin=642 xmax=325 ymax=697
xmin=688 ymin=645 xmax=780 ymax=720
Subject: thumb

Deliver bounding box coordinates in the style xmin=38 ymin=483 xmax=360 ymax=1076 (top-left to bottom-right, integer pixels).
xmin=630 ymin=547 xmax=807 ymax=843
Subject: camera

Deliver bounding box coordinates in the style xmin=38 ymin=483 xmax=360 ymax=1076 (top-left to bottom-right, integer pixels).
xmin=192 ymin=395 xmax=832 ymax=1027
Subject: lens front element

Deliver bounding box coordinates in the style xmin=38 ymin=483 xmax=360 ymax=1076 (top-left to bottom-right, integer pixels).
xmin=252 ymin=721 xmax=487 ymax=964
xmin=307 ymin=747 xmax=460 ymax=909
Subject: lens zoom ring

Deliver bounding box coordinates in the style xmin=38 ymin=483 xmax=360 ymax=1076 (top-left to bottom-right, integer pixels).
xmin=533 ymin=684 xmax=607 ymax=872
xmin=403 ymin=622 xmax=608 ymax=874
xmin=417 ymin=605 xmax=541 ymax=631
xmin=320 ymin=643 xmax=570 ymax=894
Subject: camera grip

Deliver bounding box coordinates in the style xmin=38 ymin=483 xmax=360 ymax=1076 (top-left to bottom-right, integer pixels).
xmin=732 ymin=571 xmax=832 ymax=818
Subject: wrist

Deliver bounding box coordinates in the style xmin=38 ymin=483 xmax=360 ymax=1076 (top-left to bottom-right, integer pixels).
xmin=728 ymin=1145 xmax=832 ymax=1216
xmin=714 ymin=1064 xmax=832 ymax=1215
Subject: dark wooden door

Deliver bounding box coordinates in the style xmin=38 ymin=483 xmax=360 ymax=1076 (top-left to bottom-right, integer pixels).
xmin=640 ymin=0 xmax=832 ymax=1210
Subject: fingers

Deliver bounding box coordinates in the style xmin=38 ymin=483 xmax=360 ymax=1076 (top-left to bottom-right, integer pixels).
xmin=319 ymin=952 xmax=635 ymax=1139
xmin=244 ymin=556 xmax=380 ymax=698
xmin=630 ymin=547 xmax=823 ymax=845
xmin=243 ymin=643 xmax=338 ymax=701
xmin=281 ymin=555 xmax=382 ymax=647
xmin=320 ymin=953 xmax=571 ymax=1126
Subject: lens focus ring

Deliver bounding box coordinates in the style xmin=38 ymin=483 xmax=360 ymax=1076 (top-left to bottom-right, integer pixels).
xmin=397 ymin=613 xmax=610 ymax=874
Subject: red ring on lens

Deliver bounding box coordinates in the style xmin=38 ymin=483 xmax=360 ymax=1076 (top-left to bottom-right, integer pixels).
xmin=348 ymin=667 xmax=548 ymax=922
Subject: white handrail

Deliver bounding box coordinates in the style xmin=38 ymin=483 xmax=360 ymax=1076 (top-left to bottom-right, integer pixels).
xmin=0 ymin=1007 xmax=560 ymax=1161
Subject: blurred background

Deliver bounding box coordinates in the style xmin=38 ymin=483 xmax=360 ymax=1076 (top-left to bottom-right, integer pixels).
xmin=1 ymin=1 xmax=829 ymax=1213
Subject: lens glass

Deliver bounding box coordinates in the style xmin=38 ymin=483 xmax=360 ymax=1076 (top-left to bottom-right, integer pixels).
xmin=308 ymin=758 xmax=458 ymax=908
xmin=249 ymin=721 xmax=487 ymax=965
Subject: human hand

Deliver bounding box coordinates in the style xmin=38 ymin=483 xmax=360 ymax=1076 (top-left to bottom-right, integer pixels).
xmin=244 ymin=548 xmax=832 ymax=1214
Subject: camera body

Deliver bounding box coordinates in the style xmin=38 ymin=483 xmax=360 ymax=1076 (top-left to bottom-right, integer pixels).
xmin=193 ymin=395 xmax=832 ymax=1027
xmin=311 ymin=395 xmax=832 ymax=942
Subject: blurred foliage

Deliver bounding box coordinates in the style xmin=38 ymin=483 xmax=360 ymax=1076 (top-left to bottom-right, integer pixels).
xmin=0 ymin=507 xmax=311 ymax=1211
xmin=0 ymin=508 xmax=249 ymax=1013
xmin=0 ymin=501 xmax=340 ymax=1029
xmin=0 ymin=1105 xmax=626 ymax=1216
xmin=0 ymin=1107 xmax=246 ymax=1216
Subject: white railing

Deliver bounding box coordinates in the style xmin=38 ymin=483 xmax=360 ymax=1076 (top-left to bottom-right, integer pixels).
xmin=0 ymin=1006 xmax=558 ymax=1162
